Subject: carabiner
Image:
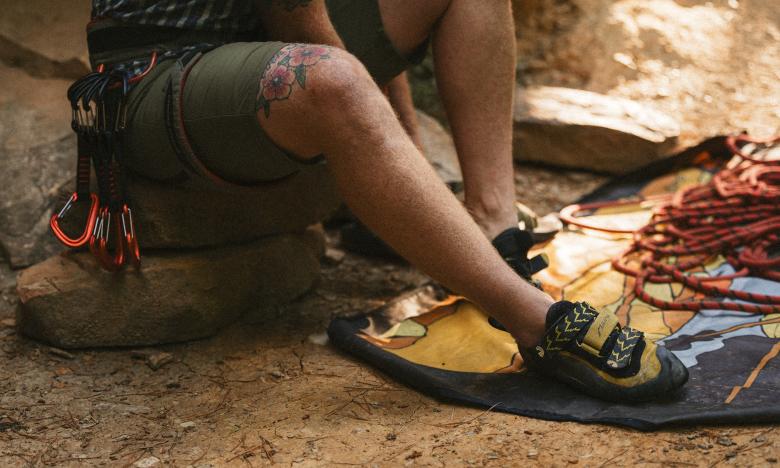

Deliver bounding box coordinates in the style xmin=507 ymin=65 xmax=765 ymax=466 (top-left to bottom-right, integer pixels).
xmin=91 ymin=207 xmax=125 ymax=271
xmin=121 ymin=204 xmax=141 ymax=268
xmin=50 ymin=192 xmax=100 ymax=248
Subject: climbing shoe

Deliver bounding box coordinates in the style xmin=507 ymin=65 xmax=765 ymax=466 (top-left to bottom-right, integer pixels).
xmin=492 ymin=227 xmax=548 ymax=286
xmin=519 ymin=301 xmax=689 ymax=402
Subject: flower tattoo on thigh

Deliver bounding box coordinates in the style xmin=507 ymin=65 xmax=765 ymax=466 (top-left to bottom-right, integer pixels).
xmin=257 ymin=45 xmax=331 ymax=118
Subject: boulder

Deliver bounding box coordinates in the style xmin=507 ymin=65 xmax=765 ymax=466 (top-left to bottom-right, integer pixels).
xmin=0 ymin=261 xmax=17 ymax=319
xmin=16 ymin=228 xmax=324 ymax=349
xmin=0 ymin=65 xmax=75 ymax=268
xmin=0 ymin=0 xmax=90 ymax=79
xmin=416 ymin=110 xmax=462 ymax=188
xmin=513 ymin=86 xmax=680 ymax=174
xmin=126 ymin=166 xmax=341 ymax=249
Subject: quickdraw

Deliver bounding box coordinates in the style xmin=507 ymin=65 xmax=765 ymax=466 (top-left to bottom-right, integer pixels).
xmin=50 ymin=52 xmax=157 ymax=271
xmin=560 ymin=134 xmax=780 ymax=314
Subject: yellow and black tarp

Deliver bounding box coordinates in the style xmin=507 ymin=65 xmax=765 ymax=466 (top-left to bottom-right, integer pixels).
xmin=328 ymin=138 xmax=780 ymax=430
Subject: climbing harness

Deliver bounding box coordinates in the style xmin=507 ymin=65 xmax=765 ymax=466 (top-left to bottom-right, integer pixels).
xmin=50 ymin=52 xmax=158 ymax=271
xmin=560 ymin=134 xmax=780 ymax=314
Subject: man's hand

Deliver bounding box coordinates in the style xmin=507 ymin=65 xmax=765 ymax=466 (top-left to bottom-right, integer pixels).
xmin=255 ymin=0 xmax=345 ymax=48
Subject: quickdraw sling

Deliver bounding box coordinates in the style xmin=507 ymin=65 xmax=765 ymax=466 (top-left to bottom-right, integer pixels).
xmin=50 ymin=53 xmax=158 ymax=271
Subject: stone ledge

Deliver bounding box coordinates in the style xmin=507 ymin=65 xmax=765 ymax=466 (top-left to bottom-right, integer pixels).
xmin=514 ymin=86 xmax=680 ymax=174
xmin=16 ymin=229 xmax=324 ymax=349
xmin=123 ymin=165 xmax=341 ymax=249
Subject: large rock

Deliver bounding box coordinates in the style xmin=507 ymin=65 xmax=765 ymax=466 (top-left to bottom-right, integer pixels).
xmin=0 ymin=0 xmax=90 ymax=79
xmin=0 ymin=65 xmax=75 ymax=268
xmin=0 ymin=261 xmax=17 ymax=319
xmin=126 ymin=166 xmax=341 ymax=249
xmin=416 ymin=110 xmax=462 ymax=188
xmin=513 ymin=86 xmax=680 ymax=174
xmin=16 ymin=229 xmax=324 ymax=349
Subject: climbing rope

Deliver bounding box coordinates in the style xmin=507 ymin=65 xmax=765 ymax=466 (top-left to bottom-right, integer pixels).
xmin=560 ymin=135 xmax=780 ymax=314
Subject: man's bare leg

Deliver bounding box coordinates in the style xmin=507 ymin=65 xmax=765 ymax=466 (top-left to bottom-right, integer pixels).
xmin=384 ymin=72 xmax=423 ymax=151
xmin=257 ymin=45 xmax=549 ymax=346
xmin=379 ymin=0 xmax=518 ymax=240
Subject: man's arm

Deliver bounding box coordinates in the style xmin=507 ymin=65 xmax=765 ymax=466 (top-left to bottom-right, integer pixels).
xmin=255 ymin=0 xmax=344 ymax=48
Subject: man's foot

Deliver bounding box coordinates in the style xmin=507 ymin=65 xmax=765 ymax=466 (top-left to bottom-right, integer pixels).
xmin=518 ymin=301 xmax=689 ymax=402
xmin=491 ymin=227 xmax=548 ymax=287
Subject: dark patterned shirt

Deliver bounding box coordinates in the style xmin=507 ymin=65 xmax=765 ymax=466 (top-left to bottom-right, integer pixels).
xmin=91 ymin=0 xmax=258 ymax=33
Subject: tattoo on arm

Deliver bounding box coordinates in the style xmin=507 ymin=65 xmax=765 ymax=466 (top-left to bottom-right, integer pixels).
xmin=257 ymin=44 xmax=332 ymax=118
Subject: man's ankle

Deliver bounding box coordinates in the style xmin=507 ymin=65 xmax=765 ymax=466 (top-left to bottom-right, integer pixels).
xmin=467 ymin=203 xmax=517 ymax=240
xmin=507 ymin=312 xmax=548 ymax=349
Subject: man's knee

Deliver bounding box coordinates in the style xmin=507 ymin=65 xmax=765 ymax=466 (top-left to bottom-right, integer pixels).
xmin=257 ymin=44 xmax=373 ymax=120
xmin=256 ymin=44 xmax=379 ymax=157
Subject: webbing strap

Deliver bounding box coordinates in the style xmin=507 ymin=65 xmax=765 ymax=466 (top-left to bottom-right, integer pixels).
xmin=75 ymin=135 xmax=93 ymax=197
xmin=87 ymin=19 xmax=242 ymax=67
xmin=581 ymin=311 xmax=619 ymax=356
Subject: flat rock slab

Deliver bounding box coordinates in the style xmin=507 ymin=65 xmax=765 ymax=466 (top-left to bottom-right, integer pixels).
xmin=0 ymin=0 xmax=90 ymax=79
xmin=126 ymin=166 xmax=341 ymax=249
xmin=16 ymin=229 xmax=323 ymax=349
xmin=513 ymin=86 xmax=680 ymax=174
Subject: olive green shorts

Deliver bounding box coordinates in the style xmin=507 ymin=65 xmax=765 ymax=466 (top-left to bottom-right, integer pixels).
xmin=123 ymin=0 xmax=427 ymax=186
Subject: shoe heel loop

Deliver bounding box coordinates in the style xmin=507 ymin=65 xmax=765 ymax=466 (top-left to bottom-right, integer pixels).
xmin=528 ymin=253 xmax=549 ymax=275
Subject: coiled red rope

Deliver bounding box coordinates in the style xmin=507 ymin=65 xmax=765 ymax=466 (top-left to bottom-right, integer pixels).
xmin=560 ymin=135 xmax=780 ymax=314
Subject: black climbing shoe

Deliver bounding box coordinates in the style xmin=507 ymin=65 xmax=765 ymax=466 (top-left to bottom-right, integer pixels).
xmin=492 ymin=227 xmax=548 ymax=286
xmin=519 ymin=301 xmax=689 ymax=402
xmin=488 ymin=227 xmax=550 ymax=334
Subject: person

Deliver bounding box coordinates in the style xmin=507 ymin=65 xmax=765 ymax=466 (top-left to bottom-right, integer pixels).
xmin=85 ymin=0 xmax=687 ymax=401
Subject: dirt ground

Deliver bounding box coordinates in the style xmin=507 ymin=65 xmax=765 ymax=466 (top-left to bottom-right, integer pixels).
xmin=3 ymin=167 xmax=779 ymax=467
xmin=2 ymin=0 xmax=780 ymax=467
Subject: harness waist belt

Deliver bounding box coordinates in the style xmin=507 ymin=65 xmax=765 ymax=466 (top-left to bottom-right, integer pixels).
xmin=87 ymin=18 xmax=251 ymax=66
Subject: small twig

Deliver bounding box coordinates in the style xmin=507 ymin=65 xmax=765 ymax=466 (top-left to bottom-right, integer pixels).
xmin=188 ymin=389 xmax=231 ymax=419
xmin=598 ymin=449 xmax=629 ymax=468
xmin=432 ymin=402 xmax=501 ymax=428
xmin=258 ymin=435 xmax=275 ymax=463
xmin=226 ymin=444 xmax=263 ymax=463
xmin=292 ymin=349 xmax=305 ymax=371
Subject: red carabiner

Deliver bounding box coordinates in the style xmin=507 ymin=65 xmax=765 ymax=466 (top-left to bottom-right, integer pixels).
xmin=50 ymin=192 xmax=100 ymax=248
xmin=91 ymin=206 xmax=125 ymax=271
xmin=121 ymin=204 xmax=141 ymax=268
